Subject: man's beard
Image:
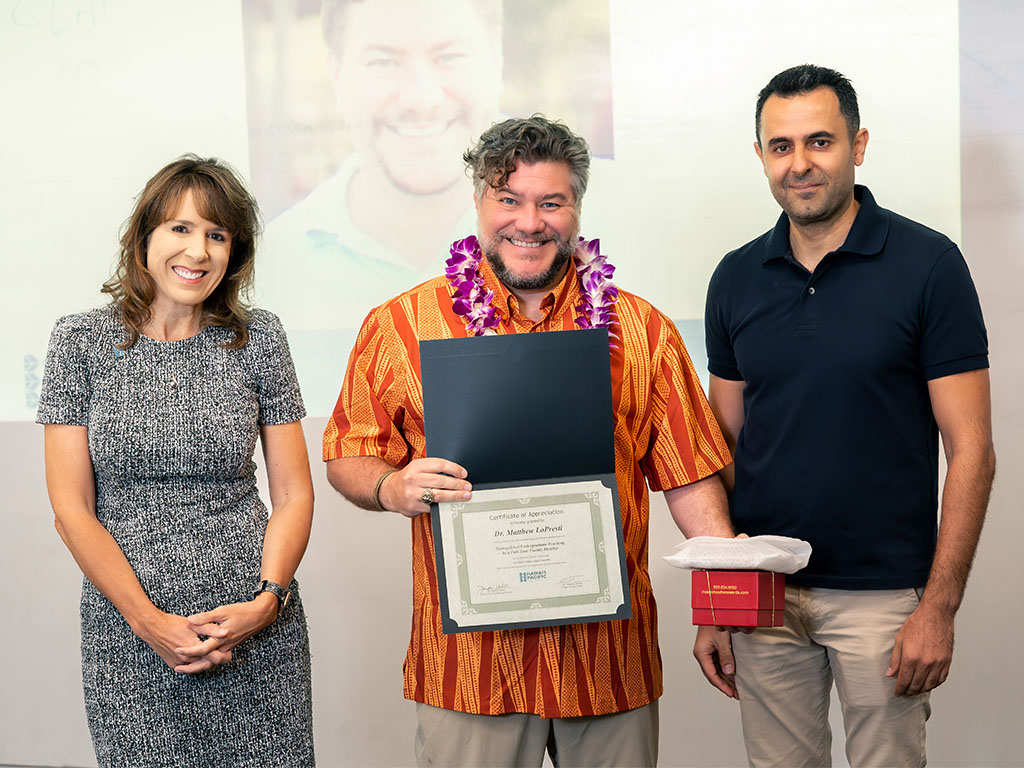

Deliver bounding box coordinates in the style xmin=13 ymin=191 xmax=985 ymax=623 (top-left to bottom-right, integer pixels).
xmin=777 ymin=170 xmax=855 ymax=226
xmin=480 ymin=229 xmax=576 ymax=291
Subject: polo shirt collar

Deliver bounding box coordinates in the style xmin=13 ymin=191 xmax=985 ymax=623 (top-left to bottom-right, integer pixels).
xmin=762 ymin=184 xmax=890 ymax=264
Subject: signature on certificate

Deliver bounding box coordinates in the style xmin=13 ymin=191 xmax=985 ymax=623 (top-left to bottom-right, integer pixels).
xmin=477 ymin=583 xmax=512 ymax=596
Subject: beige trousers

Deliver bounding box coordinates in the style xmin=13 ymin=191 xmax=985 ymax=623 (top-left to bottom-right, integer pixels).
xmin=414 ymin=700 xmax=659 ymax=767
xmin=733 ymin=586 xmax=931 ymax=768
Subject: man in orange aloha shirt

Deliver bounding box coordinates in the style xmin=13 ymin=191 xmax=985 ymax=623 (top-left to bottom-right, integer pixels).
xmin=324 ymin=116 xmax=736 ymax=767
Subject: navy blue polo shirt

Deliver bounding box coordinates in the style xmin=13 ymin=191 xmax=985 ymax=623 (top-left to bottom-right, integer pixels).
xmin=705 ymin=186 xmax=988 ymax=589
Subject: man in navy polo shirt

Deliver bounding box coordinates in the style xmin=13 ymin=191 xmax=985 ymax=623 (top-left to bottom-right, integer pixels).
xmin=694 ymin=64 xmax=996 ymax=767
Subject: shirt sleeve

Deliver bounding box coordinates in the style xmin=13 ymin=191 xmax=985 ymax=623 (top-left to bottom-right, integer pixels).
xmin=704 ymin=263 xmax=743 ymax=381
xmin=36 ymin=314 xmax=92 ymax=426
xmin=640 ymin=310 xmax=732 ymax=491
xmin=919 ymin=246 xmax=989 ymax=380
xmin=249 ymin=310 xmax=306 ymax=425
xmin=323 ymin=307 xmax=414 ymax=465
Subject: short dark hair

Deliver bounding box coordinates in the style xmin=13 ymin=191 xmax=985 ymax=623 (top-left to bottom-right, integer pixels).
xmin=463 ymin=115 xmax=591 ymax=207
xmin=755 ymin=64 xmax=860 ymax=143
xmin=102 ymin=154 xmax=260 ymax=350
xmin=322 ymin=0 xmax=502 ymax=55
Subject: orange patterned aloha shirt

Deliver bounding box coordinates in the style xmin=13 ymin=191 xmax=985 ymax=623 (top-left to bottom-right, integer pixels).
xmin=324 ymin=256 xmax=731 ymax=717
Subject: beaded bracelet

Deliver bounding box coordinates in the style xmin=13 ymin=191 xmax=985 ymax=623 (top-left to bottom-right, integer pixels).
xmin=372 ymin=469 xmax=398 ymax=511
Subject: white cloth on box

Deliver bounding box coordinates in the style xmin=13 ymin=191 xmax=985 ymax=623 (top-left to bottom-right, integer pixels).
xmin=663 ymin=535 xmax=812 ymax=574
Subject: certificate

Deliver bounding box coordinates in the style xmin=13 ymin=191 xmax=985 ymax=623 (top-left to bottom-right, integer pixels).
xmin=420 ymin=329 xmax=631 ymax=634
xmin=436 ymin=480 xmax=627 ymax=631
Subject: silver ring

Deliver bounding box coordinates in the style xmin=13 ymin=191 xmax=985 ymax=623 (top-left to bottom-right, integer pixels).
xmin=420 ymin=488 xmax=435 ymax=505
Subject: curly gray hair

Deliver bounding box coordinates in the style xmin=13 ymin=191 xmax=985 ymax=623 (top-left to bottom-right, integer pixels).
xmin=463 ymin=115 xmax=591 ymax=209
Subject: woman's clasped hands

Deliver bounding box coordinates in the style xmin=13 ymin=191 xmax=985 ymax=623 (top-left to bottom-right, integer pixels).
xmin=135 ymin=594 xmax=279 ymax=674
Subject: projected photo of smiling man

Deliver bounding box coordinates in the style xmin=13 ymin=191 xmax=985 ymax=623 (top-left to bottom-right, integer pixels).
xmin=257 ymin=0 xmax=503 ymax=332
xmin=326 ymin=0 xmax=502 ymax=198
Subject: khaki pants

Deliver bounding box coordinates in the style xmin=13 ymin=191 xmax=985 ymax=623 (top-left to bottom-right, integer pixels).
xmin=414 ymin=700 xmax=659 ymax=767
xmin=733 ymin=586 xmax=931 ymax=768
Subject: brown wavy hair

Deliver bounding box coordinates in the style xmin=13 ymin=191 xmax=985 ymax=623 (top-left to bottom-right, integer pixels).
xmin=102 ymin=154 xmax=261 ymax=349
xmin=322 ymin=0 xmax=502 ymax=55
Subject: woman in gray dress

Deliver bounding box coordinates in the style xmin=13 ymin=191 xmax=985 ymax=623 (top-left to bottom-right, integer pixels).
xmin=37 ymin=156 xmax=315 ymax=766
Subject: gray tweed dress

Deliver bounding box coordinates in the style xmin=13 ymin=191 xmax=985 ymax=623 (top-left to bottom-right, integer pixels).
xmin=36 ymin=306 xmax=315 ymax=767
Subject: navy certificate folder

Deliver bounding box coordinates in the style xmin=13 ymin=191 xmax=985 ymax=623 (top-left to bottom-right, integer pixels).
xmin=419 ymin=328 xmax=631 ymax=634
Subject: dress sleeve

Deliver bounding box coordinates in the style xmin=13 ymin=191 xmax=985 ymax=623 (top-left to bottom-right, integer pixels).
xmin=248 ymin=310 xmax=306 ymax=425
xmin=640 ymin=310 xmax=732 ymax=491
xmin=920 ymin=246 xmax=989 ymax=380
xmin=35 ymin=314 xmax=92 ymax=426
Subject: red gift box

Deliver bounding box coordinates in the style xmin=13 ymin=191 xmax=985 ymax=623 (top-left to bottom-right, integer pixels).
xmin=691 ymin=570 xmax=785 ymax=627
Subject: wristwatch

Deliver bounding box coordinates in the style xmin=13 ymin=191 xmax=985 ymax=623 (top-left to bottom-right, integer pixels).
xmin=254 ymin=579 xmax=291 ymax=617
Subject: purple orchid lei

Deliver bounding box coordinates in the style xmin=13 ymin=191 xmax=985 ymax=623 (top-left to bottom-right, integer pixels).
xmin=573 ymin=237 xmax=619 ymax=339
xmin=445 ymin=235 xmax=502 ymax=335
xmin=444 ymin=235 xmax=619 ymax=342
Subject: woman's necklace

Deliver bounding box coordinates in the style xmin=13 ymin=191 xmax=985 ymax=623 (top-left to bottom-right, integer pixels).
xmin=444 ymin=235 xmax=619 ymax=340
